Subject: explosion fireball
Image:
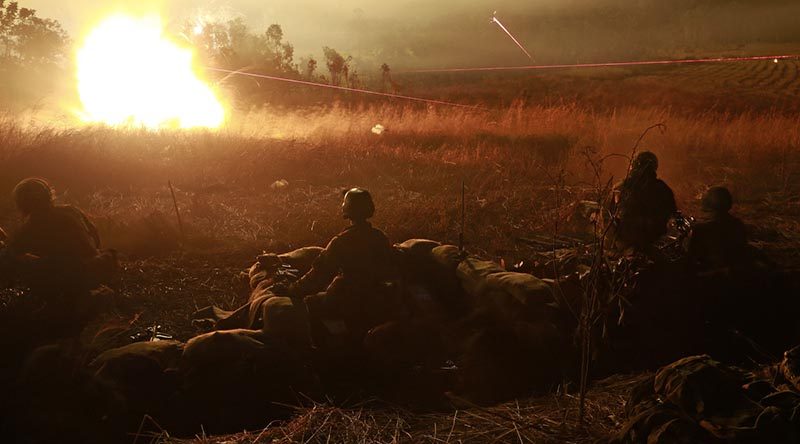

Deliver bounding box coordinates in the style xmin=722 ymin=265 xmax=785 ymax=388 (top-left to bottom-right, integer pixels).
xmin=77 ymin=15 xmax=225 ymax=129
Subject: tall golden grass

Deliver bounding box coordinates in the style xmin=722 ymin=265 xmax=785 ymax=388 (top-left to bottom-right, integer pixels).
xmin=0 ymin=103 xmax=798 ymax=258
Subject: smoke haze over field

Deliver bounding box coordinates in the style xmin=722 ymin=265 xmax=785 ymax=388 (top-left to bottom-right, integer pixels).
xmin=21 ymin=0 xmax=800 ymax=70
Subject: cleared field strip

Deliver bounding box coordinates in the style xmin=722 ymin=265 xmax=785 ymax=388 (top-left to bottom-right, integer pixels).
xmin=660 ymin=59 xmax=800 ymax=97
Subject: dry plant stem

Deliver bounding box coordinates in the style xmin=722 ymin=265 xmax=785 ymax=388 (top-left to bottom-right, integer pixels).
xmin=574 ymin=123 xmax=666 ymax=425
xmin=168 ymin=180 xmax=185 ymax=239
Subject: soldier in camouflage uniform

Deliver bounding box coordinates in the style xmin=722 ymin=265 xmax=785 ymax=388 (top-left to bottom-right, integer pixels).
xmin=1 ymin=178 xmax=113 ymax=340
xmin=288 ymin=188 xmax=400 ymax=346
xmin=687 ymin=186 xmax=749 ymax=273
xmin=611 ymin=151 xmax=678 ymax=253
xmin=5 ymin=178 xmax=101 ymax=266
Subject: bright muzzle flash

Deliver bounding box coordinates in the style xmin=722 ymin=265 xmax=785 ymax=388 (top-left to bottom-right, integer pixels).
xmin=77 ymin=15 xmax=225 ymax=129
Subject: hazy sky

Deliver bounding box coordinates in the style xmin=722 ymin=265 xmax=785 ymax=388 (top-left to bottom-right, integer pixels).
xmin=22 ymin=0 xmax=800 ymax=70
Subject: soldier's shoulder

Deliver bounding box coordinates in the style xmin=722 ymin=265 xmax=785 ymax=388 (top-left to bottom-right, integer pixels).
xmin=653 ymin=178 xmax=674 ymax=190
xmin=691 ymin=219 xmax=715 ymax=234
xmin=327 ymin=226 xmax=357 ymax=247
xmin=365 ymin=224 xmax=389 ymax=241
xmin=335 ymin=225 xmax=356 ymax=237
xmin=338 ymin=224 xmax=389 ymax=243
xmin=374 ymin=228 xmax=389 ymax=242
xmin=652 ymin=179 xmax=675 ymax=198
xmin=54 ymin=204 xmax=87 ymax=216
xmin=724 ymin=213 xmax=747 ymax=231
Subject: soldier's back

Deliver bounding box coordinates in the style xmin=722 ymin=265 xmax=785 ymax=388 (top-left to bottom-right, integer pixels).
xmin=689 ymin=213 xmax=748 ymax=271
xmin=11 ymin=205 xmax=98 ymax=261
xmin=615 ymin=178 xmax=677 ymax=250
xmin=331 ymin=223 xmax=395 ymax=281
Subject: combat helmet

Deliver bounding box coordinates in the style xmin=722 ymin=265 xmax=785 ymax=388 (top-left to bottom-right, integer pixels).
xmin=702 ymin=186 xmax=733 ymax=213
xmin=341 ymin=188 xmax=375 ymax=221
xmin=13 ymin=178 xmax=54 ymax=215
xmin=632 ymin=151 xmax=659 ymax=173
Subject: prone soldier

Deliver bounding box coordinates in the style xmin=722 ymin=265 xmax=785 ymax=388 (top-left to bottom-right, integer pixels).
xmin=1 ymin=178 xmax=116 ymax=341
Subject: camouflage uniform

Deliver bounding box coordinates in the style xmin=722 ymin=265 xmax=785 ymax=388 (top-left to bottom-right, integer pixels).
xmin=687 ymin=187 xmax=748 ymax=272
xmin=8 ymin=204 xmax=100 ymax=263
xmin=688 ymin=213 xmax=748 ymax=271
xmin=291 ymin=222 xmax=400 ymax=337
xmin=612 ymin=152 xmax=677 ymax=252
xmin=2 ymin=179 xmax=110 ymax=341
xmin=289 ymin=189 xmax=401 ymax=344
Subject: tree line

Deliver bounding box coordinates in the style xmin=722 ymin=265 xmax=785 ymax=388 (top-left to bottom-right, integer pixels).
xmin=0 ymin=1 xmax=398 ymax=108
xmin=186 ymin=18 xmax=378 ymax=106
xmin=0 ymin=1 xmax=69 ymax=105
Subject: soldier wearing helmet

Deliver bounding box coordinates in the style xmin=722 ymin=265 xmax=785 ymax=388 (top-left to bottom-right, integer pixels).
xmin=6 ymin=178 xmax=100 ymax=263
xmin=2 ymin=178 xmax=112 ymax=341
xmin=611 ymin=151 xmax=678 ymax=253
xmin=687 ymin=186 xmax=748 ymax=272
xmin=287 ymin=188 xmax=400 ymax=345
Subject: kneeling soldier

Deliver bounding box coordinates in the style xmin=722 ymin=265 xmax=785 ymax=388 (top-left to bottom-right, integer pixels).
xmin=288 ymin=188 xmax=401 ymax=347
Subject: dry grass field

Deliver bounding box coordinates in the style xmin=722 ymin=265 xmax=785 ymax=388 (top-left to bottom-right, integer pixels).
xmin=2 ymin=59 xmax=800 ymax=442
xmin=3 ymin=101 xmax=799 ymax=254
xmin=392 ymin=53 xmax=800 ymax=111
xmin=3 ymin=101 xmax=800 ymax=336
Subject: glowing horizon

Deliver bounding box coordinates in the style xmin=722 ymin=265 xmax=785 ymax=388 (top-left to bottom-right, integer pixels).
xmin=76 ymin=15 xmax=225 ymax=129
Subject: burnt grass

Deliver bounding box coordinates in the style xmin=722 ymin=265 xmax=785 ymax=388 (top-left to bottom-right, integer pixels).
xmin=1 ymin=102 xmax=800 ymax=442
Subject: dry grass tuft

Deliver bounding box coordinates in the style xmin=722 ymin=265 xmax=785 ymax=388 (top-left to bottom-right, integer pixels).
xmin=153 ymin=374 xmax=646 ymax=444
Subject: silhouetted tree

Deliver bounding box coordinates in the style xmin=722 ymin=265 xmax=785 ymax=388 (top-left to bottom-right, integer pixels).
xmin=380 ymin=63 xmax=401 ymax=94
xmin=323 ymin=46 xmax=352 ymax=86
xmin=265 ymin=24 xmax=283 ymax=50
xmin=0 ymin=1 xmax=68 ymax=105
xmin=305 ymin=57 xmax=317 ymax=80
xmin=380 ymin=63 xmax=391 ymax=92
xmin=0 ymin=1 xmax=67 ymax=64
xmin=188 ymin=19 xmax=297 ymax=75
xmin=348 ymin=69 xmax=361 ymax=89
xmin=186 ymin=19 xmax=305 ymax=105
xmin=279 ymin=41 xmax=294 ymax=71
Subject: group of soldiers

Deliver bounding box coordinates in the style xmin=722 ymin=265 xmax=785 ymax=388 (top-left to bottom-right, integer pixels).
xmin=612 ymin=150 xmax=750 ymax=273
xmin=0 ymin=150 xmax=758 ymax=351
xmin=0 ymin=152 xmax=786 ymax=440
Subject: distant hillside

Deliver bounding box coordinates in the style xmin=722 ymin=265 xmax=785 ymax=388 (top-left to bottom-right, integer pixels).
xmin=392 ymin=45 xmax=800 ymax=113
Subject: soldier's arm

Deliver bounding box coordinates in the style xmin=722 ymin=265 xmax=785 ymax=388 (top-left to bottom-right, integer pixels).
xmin=80 ymin=210 xmax=101 ymax=249
xmin=6 ymin=225 xmax=34 ymax=257
xmin=663 ymin=182 xmax=678 ymax=214
xmin=66 ymin=206 xmax=101 ymax=249
xmin=608 ymin=182 xmax=624 ymax=220
xmin=686 ymin=225 xmax=702 ymax=266
xmin=289 ymin=237 xmax=342 ymax=297
xmin=379 ymin=233 xmax=400 ymax=278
